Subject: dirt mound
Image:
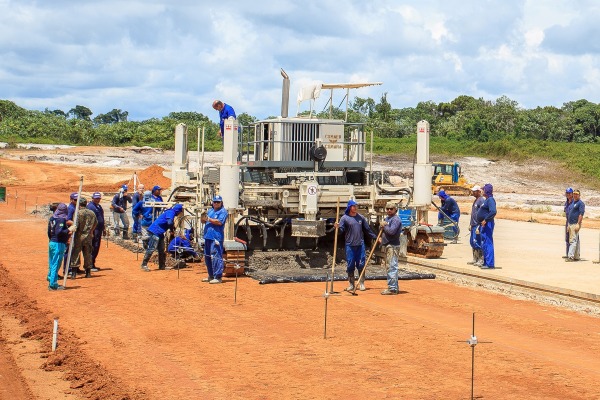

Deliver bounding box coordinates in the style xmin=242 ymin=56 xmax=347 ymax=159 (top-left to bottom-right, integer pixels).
xmin=115 ymin=164 xmax=171 ymax=190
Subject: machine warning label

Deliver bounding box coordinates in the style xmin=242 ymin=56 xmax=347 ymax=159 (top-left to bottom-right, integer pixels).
xmin=307 ymin=185 xmax=317 ymax=195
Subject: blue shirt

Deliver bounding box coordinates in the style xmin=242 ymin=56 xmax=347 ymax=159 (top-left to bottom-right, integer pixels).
xmin=86 ymin=201 xmax=105 ymax=228
xmin=148 ymin=208 xmax=180 ymax=237
xmin=204 ymin=206 xmax=228 ymax=242
xmin=438 ymin=196 xmax=460 ymax=220
xmin=48 ymin=217 xmax=70 ymax=243
xmin=338 ymin=213 xmax=377 ymax=247
xmin=219 ymin=103 xmax=236 ymax=134
xmin=567 ymin=199 xmax=585 ymax=225
xmin=67 ymin=203 xmax=76 ymax=221
xmin=382 ymin=214 xmax=402 ymax=246
xmin=476 ymin=197 xmax=497 ymax=223
xmin=168 ymin=237 xmax=198 ymax=256
xmin=132 ymin=199 xmax=154 ymax=227
xmin=111 ymin=192 xmax=132 ymax=212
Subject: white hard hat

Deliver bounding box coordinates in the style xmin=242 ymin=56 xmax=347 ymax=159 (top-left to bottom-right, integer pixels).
xmin=471 ymin=185 xmax=481 ymax=192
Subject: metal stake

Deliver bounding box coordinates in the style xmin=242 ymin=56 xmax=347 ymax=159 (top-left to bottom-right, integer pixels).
xmin=234 ymin=270 xmax=239 ymax=304
xmin=323 ymin=273 xmax=330 ymax=339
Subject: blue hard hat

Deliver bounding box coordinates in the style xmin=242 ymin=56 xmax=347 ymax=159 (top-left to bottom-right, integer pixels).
xmin=92 ymin=192 xmax=102 ymax=199
xmin=122 ymin=184 xmax=128 ymax=191
xmin=70 ymin=192 xmax=78 ymax=200
xmin=152 ymin=185 xmax=162 ymax=192
xmin=438 ymin=189 xmax=448 ymax=199
xmin=213 ymin=195 xmax=223 ymax=202
xmin=565 ymin=187 xmax=573 ymax=193
xmin=172 ymin=204 xmax=183 ymax=214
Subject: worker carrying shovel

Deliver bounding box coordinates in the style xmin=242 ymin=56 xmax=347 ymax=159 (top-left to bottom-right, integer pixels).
xmin=334 ymin=199 xmax=377 ymax=292
xmin=379 ymin=202 xmax=403 ymax=295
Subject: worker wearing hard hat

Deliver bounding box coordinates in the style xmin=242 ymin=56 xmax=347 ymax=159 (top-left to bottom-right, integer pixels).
xmin=111 ymin=185 xmax=132 ymax=239
xmin=201 ymin=195 xmax=229 ymax=284
xmin=140 ymin=203 xmax=184 ymax=272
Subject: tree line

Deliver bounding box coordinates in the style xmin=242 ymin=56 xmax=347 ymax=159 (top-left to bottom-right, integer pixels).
xmin=1 ymin=94 xmax=599 ymax=150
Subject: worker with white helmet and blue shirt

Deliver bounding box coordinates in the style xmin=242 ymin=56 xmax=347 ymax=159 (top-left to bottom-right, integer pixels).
xmin=111 ymin=184 xmax=132 ymax=239
xmin=201 ymin=195 xmax=228 ymax=284
xmin=141 ymin=203 xmax=184 ymax=272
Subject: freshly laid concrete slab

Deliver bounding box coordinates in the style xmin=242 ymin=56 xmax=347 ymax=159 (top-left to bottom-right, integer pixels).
xmin=412 ymin=211 xmax=600 ymax=299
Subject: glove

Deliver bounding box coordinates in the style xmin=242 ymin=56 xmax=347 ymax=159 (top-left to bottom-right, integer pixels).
xmin=68 ymin=225 xmax=77 ymax=233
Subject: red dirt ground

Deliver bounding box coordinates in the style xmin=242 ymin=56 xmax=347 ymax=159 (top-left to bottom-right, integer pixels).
xmin=1 ymin=157 xmax=600 ymax=399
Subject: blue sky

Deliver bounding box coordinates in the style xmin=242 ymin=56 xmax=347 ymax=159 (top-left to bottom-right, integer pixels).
xmin=1 ymin=0 xmax=599 ymax=123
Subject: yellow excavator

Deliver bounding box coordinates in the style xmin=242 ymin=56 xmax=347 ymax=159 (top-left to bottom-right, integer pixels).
xmin=431 ymin=162 xmax=472 ymax=196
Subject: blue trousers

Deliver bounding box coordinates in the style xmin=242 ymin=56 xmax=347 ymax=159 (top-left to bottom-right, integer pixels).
xmin=132 ymin=215 xmax=141 ymax=234
xmin=48 ymin=241 xmax=66 ymax=289
xmin=469 ymin=225 xmax=482 ymax=250
xmin=204 ymin=239 xmax=224 ymax=279
xmin=345 ymin=243 xmax=366 ymax=276
xmin=481 ymin=220 xmax=495 ymax=267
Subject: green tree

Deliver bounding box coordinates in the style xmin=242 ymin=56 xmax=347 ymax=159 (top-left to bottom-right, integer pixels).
xmin=68 ymin=105 xmax=93 ymax=121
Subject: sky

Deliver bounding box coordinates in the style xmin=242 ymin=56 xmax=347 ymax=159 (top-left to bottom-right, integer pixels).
xmin=1 ymin=0 xmax=599 ymax=123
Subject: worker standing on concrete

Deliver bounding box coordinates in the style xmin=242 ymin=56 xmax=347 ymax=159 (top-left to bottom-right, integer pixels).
xmin=131 ymin=184 xmax=144 ymax=242
xmin=111 ymin=185 xmax=132 ymax=239
xmin=212 ymin=100 xmax=236 ymax=139
xmin=201 ymin=195 xmax=228 ymax=284
xmin=47 ymin=203 xmax=70 ymax=290
xmin=437 ymin=189 xmax=460 ymax=237
xmin=468 ymin=185 xmax=485 ymax=265
xmin=566 ymin=190 xmax=585 ymax=262
xmin=69 ymin=197 xmax=97 ymax=279
xmin=563 ymin=187 xmax=574 ymax=259
xmin=379 ymin=201 xmax=403 ymax=295
xmin=476 ymin=184 xmax=497 ymax=269
xmin=87 ymin=192 xmax=106 ymax=272
xmin=335 ymin=199 xmax=377 ymax=292
xmin=141 ymin=204 xmax=184 ymax=272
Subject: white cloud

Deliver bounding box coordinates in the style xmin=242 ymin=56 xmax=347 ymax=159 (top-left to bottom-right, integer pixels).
xmin=0 ymin=0 xmax=599 ymax=123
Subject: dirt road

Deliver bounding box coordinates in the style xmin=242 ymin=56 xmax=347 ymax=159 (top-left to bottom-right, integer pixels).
xmin=1 ymin=149 xmax=600 ymax=399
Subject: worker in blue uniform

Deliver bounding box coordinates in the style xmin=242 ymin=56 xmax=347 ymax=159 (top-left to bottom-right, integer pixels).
xmin=140 ymin=203 xmax=184 ymax=271
xmin=335 ymin=199 xmax=377 ymax=292
xmin=86 ymin=192 xmax=106 ymax=271
xmin=132 ymin=190 xmax=153 ymax=249
xmin=476 ymin=183 xmax=497 ymax=269
xmin=201 ymin=195 xmax=229 ymax=284
xmin=212 ymin=100 xmax=236 ymax=140
xmin=437 ymin=189 xmax=461 ymax=237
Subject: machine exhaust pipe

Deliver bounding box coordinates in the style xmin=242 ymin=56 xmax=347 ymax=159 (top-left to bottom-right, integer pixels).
xmin=281 ymin=68 xmax=290 ymax=118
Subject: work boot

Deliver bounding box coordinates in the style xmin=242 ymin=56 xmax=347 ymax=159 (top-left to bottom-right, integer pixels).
xmin=69 ymin=268 xmax=77 ymax=279
xmin=158 ymin=252 xmax=166 ymax=270
xmin=473 ymin=250 xmax=484 ymax=267
xmin=381 ymin=288 xmax=398 ymax=295
xmin=140 ymin=264 xmax=150 ymax=272
xmin=122 ymin=231 xmax=130 ymax=240
xmin=467 ymin=249 xmax=477 ymax=265
xmin=202 ymin=276 xmax=214 ymax=282
xmin=358 ymin=275 xmax=366 ymax=291
xmin=345 ymin=275 xmax=356 ymax=292
xmin=85 ymin=269 xmax=91 ymax=278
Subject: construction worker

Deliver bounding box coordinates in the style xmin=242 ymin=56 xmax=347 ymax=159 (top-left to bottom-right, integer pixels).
xmin=476 ymin=183 xmax=497 ymax=269
xmin=132 ymin=190 xmax=153 ymax=249
xmin=69 ymin=197 xmax=97 ymax=279
xmin=67 ymin=192 xmax=78 ymax=221
xmin=140 ymin=203 xmax=184 ymax=272
xmin=566 ymin=190 xmax=585 ymax=262
xmin=468 ymin=185 xmax=485 ymax=266
xmin=167 ymin=231 xmax=199 ymax=262
xmin=201 ymin=195 xmax=228 ymax=284
xmin=379 ymin=201 xmax=403 ymax=295
xmin=437 ymin=189 xmax=460 ymax=237
xmin=563 ymin=187 xmax=574 ymax=258
xmin=335 ymin=199 xmax=377 ymax=292
xmin=212 ymin=100 xmax=236 ymax=139
xmin=47 ymin=203 xmax=70 ymax=290
xmin=87 ymin=192 xmax=106 ymax=272
xmin=111 ymin=184 xmax=132 ymax=239
xmin=151 ymin=185 xmax=163 ymax=219
xmin=131 ymin=184 xmax=145 ymax=241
